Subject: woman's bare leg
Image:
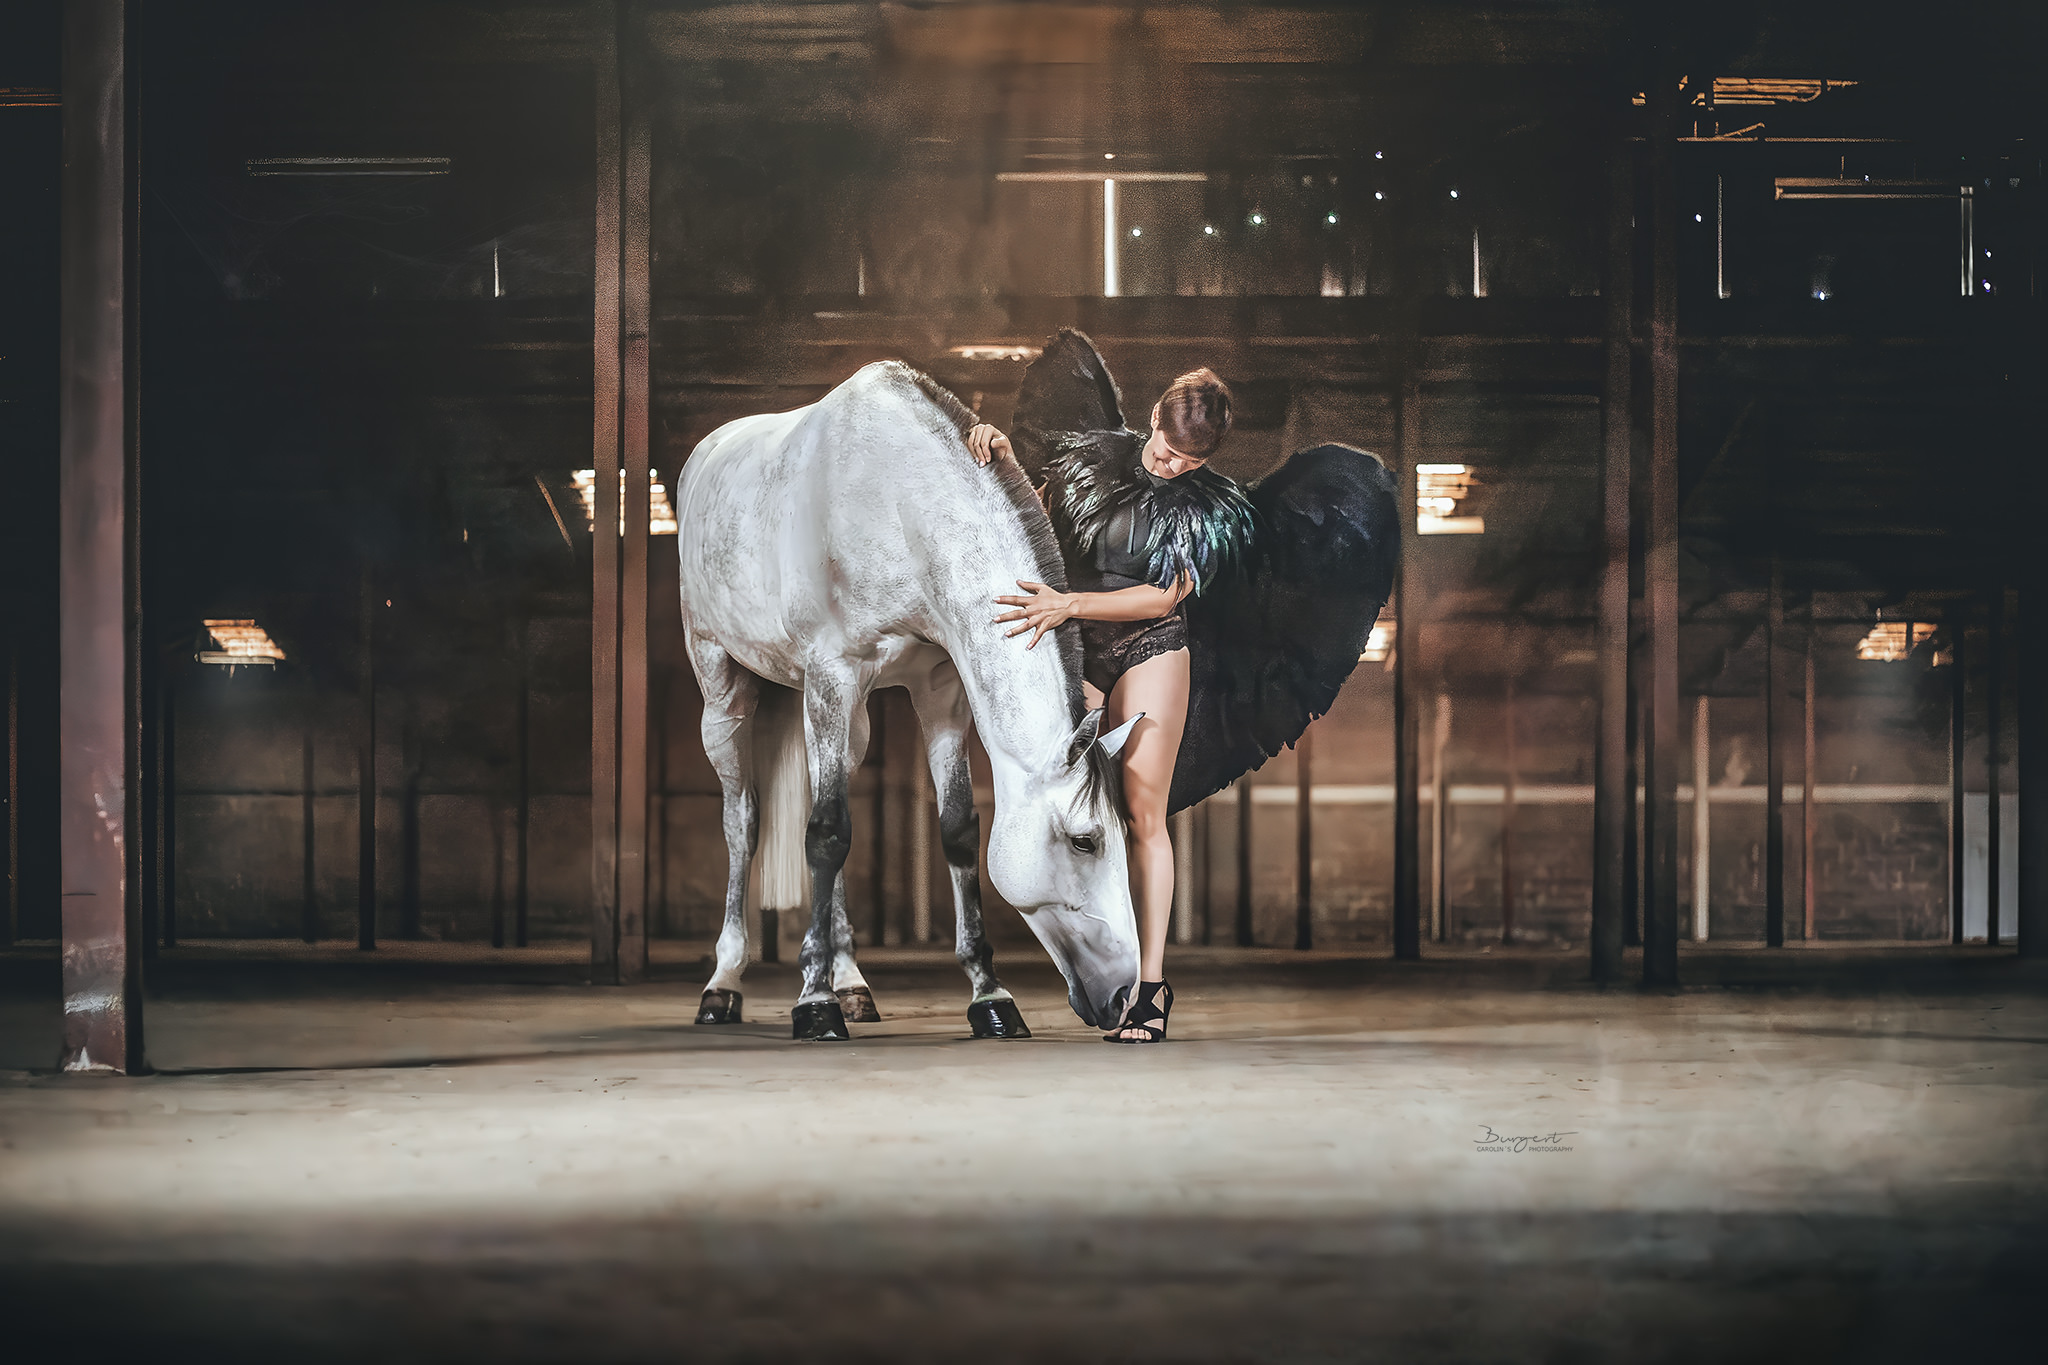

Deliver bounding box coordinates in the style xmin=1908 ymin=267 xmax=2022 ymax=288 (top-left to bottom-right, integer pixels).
xmin=1104 ymin=647 xmax=1189 ymax=1037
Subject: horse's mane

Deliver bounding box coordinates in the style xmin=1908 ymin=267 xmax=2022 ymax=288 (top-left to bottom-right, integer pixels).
xmin=879 ymin=361 xmax=1089 ymax=724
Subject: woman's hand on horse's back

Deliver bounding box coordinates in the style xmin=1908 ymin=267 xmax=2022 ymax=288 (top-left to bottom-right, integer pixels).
xmin=967 ymin=424 xmax=1013 ymax=467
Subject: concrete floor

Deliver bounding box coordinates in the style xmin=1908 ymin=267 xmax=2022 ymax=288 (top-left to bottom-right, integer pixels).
xmin=1 ymin=941 xmax=2043 ymax=1363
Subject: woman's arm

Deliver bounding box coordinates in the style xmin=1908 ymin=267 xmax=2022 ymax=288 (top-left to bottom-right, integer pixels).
xmin=994 ymin=578 xmax=1191 ymax=649
xmin=967 ymin=423 xmax=1012 ymax=466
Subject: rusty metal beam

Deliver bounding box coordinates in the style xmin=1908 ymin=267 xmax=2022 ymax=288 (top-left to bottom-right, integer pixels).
xmin=1641 ymin=55 xmax=1681 ymax=988
xmin=590 ymin=0 xmax=624 ymax=982
xmin=58 ymin=0 xmax=145 ymax=1073
xmin=1590 ymin=129 xmax=1632 ymax=983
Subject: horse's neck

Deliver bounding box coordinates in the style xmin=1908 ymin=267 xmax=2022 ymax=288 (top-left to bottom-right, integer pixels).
xmin=918 ymin=492 xmax=1078 ymax=781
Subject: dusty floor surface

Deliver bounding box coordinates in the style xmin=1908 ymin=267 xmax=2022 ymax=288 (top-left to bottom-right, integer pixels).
xmin=1 ymin=941 xmax=2043 ymax=1363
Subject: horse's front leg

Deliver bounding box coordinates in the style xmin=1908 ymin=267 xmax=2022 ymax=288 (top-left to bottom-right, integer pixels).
xmin=792 ymin=666 xmax=869 ymax=1040
xmin=688 ymin=635 xmax=758 ymax=1025
xmin=907 ymin=661 xmax=1031 ymax=1040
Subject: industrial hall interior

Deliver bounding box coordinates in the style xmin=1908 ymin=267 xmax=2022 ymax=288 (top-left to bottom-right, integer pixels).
xmin=0 ymin=1 xmax=2042 ymax=1361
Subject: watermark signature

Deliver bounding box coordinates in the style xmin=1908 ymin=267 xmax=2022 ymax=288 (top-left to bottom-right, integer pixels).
xmin=1474 ymin=1125 xmax=1576 ymax=1153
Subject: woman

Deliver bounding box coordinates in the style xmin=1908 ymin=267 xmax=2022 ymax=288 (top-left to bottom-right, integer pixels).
xmin=967 ymin=362 xmax=1254 ymax=1043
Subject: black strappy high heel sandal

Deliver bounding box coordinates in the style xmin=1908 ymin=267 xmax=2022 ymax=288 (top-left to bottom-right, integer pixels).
xmin=1105 ymin=980 xmax=1173 ymax=1044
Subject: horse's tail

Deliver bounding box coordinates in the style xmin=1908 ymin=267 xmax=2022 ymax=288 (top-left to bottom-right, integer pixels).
xmin=751 ymin=683 xmax=812 ymax=914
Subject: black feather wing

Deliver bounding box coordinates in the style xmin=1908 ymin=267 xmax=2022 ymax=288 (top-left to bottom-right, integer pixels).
xmin=1170 ymin=444 xmax=1401 ymax=814
xmin=1011 ymin=328 xmax=1126 ymax=482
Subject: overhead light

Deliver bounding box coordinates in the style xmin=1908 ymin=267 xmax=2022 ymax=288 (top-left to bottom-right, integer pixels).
xmin=1326 ymin=213 xmax=1339 ymax=224
xmin=1774 ymin=178 xmax=1953 ymax=201
xmin=948 ymin=343 xmax=1041 ymax=362
xmin=1416 ymin=463 xmax=1484 ymax=535
xmin=572 ymin=469 xmax=679 ymax=536
xmin=246 ymin=156 xmax=450 ymax=177
xmin=1855 ymin=621 xmax=1935 ymax=662
xmin=199 ymin=619 xmax=285 ymax=667
xmin=1104 ymin=152 xmax=1115 ymax=160
xmin=1249 ymin=213 xmax=1264 ymax=225
xmin=1631 ymin=77 xmax=1858 ymax=107
xmin=1374 ymin=191 xmax=1384 ymax=200
xmin=1203 ymin=224 xmax=1215 ymax=235
xmin=1130 ymin=226 xmax=1142 ymax=237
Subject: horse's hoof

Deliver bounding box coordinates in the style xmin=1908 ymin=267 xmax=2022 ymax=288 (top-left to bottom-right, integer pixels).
xmin=967 ymin=998 xmax=1033 ymax=1039
xmin=836 ymin=986 xmax=881 ymax=1023
xmin=792 ymin=1000 xmax=851 ymax=1041
xmin=695 ymin=989 xmax=743 ymax=1025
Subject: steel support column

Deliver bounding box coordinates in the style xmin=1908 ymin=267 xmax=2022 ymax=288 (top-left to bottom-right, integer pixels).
xmin=58 ymin=0 xmax=145 ymax=1072
xmin=301 ymin=727 xmax=316 ymax=943
xmin=1641 ymin=65 xmax=1681 ymax=987
xmin=1950 ymin=605 xmax=1967 ymax=944
xmin=1986 ymin=585 xmax=2003 ymax=947
xmin=357 ymin=564 xmax=376 ymax=950
xmin=1765 ymin=559 xmax=1785 ymax=947
xmin=1430 ymin=691 xmax=1451 ymax=943
xmin=1294 ymin=726 xmax=1313 ymax=950
xmin=1802 ymin=622 xmax=1817 ymax=941
xmin=1391 ymin=366 xmax=1422 ymax=961
xmin=614 ymin=22 xmax=652 ymax=984
xmin=1234 ymin=777 xmax=1252 ymax=946
xmin=1591 ymin=131 xmax=1633 ymax=983
xmin=1692 ymin=694 xmax=1709 ymax=941
xmin=1501 ymin=675 xmax=1517 ymax=944
xmin=2021 ymin=577 xmax=2046 ymax=957
xmin=589 ymin=0 xmax=625 ymax=980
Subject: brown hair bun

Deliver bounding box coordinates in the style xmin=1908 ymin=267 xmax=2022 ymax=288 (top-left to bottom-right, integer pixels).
xmin=1154 ymin=367 xmax=1233 ymax=458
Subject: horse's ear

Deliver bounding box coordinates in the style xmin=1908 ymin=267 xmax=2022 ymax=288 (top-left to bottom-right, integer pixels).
xmin=1065 ymin=708 xmax=1105 ymax=768
xmin=1098 ymin=713 xmax=1144 ymax=758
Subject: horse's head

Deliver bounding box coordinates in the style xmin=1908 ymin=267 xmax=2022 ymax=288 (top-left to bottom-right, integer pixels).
xmin=984 ymin=708 xmax=1143 ymax=1028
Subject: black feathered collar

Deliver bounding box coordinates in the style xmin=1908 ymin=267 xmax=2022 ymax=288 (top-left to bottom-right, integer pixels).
xmin=1044 ymin=429 xmax=1256 ymax=597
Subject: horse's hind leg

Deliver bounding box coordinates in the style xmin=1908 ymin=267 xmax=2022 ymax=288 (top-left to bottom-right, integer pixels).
xmin=792 ymin=665 xmax=870 ymax=1040
xmin=689 ymin=634 xmax=758 ymax=1025
xmin=906 ymin=660 xmax=1031 ymax=1040
xmin=826 ymin=705 xmax=878 ymax=1023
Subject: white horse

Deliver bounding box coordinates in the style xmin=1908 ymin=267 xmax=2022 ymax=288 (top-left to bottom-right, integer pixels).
xmin=676 ymin=360 xmax=1143 ymax=1040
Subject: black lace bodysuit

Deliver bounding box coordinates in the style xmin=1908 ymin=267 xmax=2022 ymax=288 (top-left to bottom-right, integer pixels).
xmin=1043 ymin=431 xmax=1255 ymax=697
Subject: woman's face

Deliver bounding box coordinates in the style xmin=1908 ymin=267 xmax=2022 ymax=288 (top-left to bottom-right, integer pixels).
xmin=1142 ymin=403 xmax=1208 ymax=480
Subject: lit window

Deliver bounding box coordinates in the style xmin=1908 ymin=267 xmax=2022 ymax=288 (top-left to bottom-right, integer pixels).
xmin=1359 ymin=611 xmax=1394 ymax=662
xmin=573 ymin=469 xmax=680 ymax=536
xmin=948 ymin=343 xmax=1040 ymax=363
xmin=1415 ymin=464 xmax=1484 ymax=535
xmin=199 ymin=620 xmax=285 ymax=667
xmin=1854 ymin=621 xmax=1936 ymax=662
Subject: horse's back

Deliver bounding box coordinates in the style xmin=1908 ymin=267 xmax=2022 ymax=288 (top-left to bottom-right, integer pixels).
xmin=675 ymin=363 xmax=977 ymax=677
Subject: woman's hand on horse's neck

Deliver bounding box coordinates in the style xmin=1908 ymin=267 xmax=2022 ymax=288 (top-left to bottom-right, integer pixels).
xmin=995 ymin=579 xmax=1191 ymax=647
